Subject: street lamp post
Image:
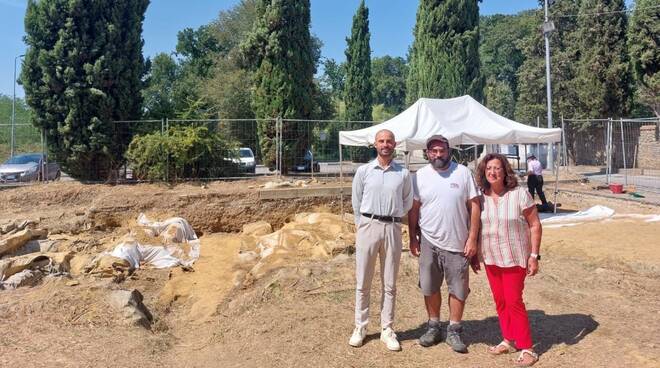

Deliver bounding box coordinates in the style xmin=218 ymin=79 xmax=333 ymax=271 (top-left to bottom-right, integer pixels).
xmin=543 ymin=0 xmax=555 ymax=171
xmin=11 ymin=54 xmax=25 ymax=158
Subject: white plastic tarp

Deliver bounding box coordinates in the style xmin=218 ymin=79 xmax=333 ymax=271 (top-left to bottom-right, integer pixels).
xmin=339 ymin=96 xmax=562 ymax=150
xmin=540 ymin=205 xmax=615 ymax=228
xmin=540 ymin=205 xmax=660 ymax=228
xmin=106 ymin=214 xmax=200 ymax=269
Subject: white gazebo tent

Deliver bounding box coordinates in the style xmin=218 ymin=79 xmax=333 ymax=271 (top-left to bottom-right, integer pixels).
xmin=338 ymin=95 xmax=563 ymax=211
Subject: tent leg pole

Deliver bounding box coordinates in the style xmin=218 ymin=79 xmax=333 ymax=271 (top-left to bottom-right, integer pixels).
xmin=554 ymin=142 xmax=560 ymax=214
xmin=620 ymin=118 xmax=626 ymax=186
xmin=339 ymin=142 xmax=344 ymax=218
xmin=474 ymin=145 xmax=478 ymax=167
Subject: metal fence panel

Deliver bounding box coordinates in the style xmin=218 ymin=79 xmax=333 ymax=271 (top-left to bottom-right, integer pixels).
xmin=563 ymin=117 xmax=660 ymax=194
xmin=281 ymin=119 xmax=374 ymax=179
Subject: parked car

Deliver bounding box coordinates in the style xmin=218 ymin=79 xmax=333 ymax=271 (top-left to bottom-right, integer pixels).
xmin=0 ymin=153 xmax=61 ymax=183
xmin=238 ymin=147 xmax=256 ymax=174
xmin=291 ymin=150 xmax=320 ymax=173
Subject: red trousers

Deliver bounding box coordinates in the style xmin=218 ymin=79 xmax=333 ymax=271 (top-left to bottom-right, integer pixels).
xmin=485 ymin=265 xmax=533 ymax=349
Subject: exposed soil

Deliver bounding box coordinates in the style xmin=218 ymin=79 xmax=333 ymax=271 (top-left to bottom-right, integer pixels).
xmin=0 ymin=179 xmax=658 ymax=368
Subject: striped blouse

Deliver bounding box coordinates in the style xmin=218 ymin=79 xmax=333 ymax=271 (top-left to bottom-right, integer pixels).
xmin=479 ymin=186 xmax=535 ymax=268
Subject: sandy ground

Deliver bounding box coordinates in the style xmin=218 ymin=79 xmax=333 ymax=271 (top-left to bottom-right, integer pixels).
xmin=0 ymin=179 xmax=659 ymax=367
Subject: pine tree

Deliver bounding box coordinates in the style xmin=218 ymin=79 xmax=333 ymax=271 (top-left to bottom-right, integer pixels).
xmin=406 ymin=0 xmax=483 ymax=105
xmin=628 ymin=0 xmax=659 ymax=117
xmin=344 ymin=1 xmax=372 ymax=121
xmin=575 ymin=0 xmax=632 ymax=118
xmin=240 ymin=0 xmax=316 ymax=170
xmin=21 ymin=0 xmax=149 ymax=180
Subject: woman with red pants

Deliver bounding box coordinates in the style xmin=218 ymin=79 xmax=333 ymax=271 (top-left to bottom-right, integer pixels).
xmin=475 ymin=153 xmax=542 ymax=367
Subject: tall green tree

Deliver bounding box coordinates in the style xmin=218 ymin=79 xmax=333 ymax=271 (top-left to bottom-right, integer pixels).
xmin=205 ymin=0 xmax=258 ymax=121
xmin=21 ymin=0 xmax=149 ymax=180
xmin=344 ymin=1 xmax=372 ymax=162
xmin=240 ymin=0 xmax=316 ymax=170
xmin=406 ymin=0 xmax=483 ymax=105
xmin=176 ymin=25 xmax=221 ymax=78
xmin=575 ymin=0 xmax=632 ymax=118
xmin=344 ymin=1 xmax=372 ymax=122
xmin=484 ymin=77 xmax=515 ymax=119
xmin=479 ymin=11 xmax=536 ymax=117
xmin=321 ymin=58 xmax=346 ymax=101
xmin=514 ymin=0 xmax=582 ymax=124
xmin=142 ymin=53 xmax=178 ymax=120
xmin=628 ymin=0 xmax=659 ymax=117
xmin=371 ymin=56 xmax=408 ymax=114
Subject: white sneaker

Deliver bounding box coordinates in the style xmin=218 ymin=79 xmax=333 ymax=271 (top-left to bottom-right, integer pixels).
xmin=380 ymin=327 xmax=401 ymax=351
xmin=349 ymin=326 xmax=367 ymax=347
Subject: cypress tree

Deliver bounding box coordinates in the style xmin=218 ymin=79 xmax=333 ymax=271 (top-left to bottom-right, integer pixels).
xmin=344 ymin=1 xmax=372 ymax=121
xmin=21 ymin=0 xmax=149 ymax=180
xmin=344 ymin=1 xmax=372 ymax=162
xmin=240 ymin=0 xmax=316 ymax=170
xmin=406 ymin=0 xmax=483 ymax=105
xmin=575 ymin=0 xmax=632 ymax=118
xmin=628 ymin=0 xmax=659 ymax=117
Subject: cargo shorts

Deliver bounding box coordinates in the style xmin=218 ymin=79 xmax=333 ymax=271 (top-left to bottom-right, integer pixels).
xmin=418 ymin=236 xmax=470 ymax=301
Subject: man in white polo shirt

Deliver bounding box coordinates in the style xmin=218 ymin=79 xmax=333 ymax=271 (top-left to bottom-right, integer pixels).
xmin=349 ymin=129 xmax=413 ymax=351
xmin=526 ymin=154 xmax=549 ymax=211
xmin=408 ymin=134 xmax=481 ymax=353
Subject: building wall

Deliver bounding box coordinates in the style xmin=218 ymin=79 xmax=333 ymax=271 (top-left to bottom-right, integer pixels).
xmin=637 ymin=124 xmax=660 ymax=169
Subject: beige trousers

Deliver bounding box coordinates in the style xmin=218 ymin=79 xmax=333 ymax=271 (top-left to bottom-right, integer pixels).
xmin=354 ymin=216 xmax=402 ymax=330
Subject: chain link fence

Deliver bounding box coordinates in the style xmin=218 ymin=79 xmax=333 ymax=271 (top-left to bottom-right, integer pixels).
xmin=111 ymin=118 xmax=377 ymax=182
xmin=0 ymin=119 xmax=52 ymax=186
xmin=562 ymin=117 xmax=660 ymax=194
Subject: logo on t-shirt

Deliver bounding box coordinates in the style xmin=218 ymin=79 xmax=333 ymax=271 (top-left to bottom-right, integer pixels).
xmin=450 ymin=183 xmax=460 ymax=189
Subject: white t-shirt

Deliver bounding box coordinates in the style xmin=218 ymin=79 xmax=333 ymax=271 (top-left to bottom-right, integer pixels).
xmin=413 ymin=162 xmax=481 ymax=252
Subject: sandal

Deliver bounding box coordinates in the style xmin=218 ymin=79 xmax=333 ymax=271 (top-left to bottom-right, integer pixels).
xmin=488 ymin=340 xmax=516 ymax=355
xmin=515 ymin=349 xmax=539 ymax=367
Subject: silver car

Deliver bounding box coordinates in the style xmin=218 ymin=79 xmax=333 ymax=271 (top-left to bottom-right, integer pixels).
xmin=0 ymin=153 xmax=61 ymax=183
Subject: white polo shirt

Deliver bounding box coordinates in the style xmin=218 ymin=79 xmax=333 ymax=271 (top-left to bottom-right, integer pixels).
xmin=352 ymin=159 xmax=413 ymax=225
xmin=413 ymin=162 xmax=480 ymax=252
xmin=527 ymin=159 xmax=543 ymax=176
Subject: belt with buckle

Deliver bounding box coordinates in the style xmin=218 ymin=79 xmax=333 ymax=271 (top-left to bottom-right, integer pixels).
xmin=361 ymin=213 xmax=401 ymax=223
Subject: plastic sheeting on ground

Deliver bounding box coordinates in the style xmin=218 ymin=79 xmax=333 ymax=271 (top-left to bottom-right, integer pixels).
xmin=91 ymin=214 xmax=200 ymax=271
xmin=540 ymin=205 xmax=660 ymax=228
xmin=540 ymin=205 xmax=616 ymax=228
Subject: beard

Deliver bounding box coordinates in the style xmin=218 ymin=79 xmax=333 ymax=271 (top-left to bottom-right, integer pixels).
xmin=431 ymin=156 xmax=451 ymax=170
xmin=378 ymin=148 xmax=393 ymax=158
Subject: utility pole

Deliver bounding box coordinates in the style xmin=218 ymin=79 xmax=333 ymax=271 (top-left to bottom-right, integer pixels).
xmin=11 ymin=54 xmax=25 ymax=157
xmin=543 ymin=0 xmax=555 ymax=171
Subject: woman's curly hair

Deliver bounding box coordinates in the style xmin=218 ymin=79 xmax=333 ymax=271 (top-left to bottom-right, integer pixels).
xmin=475 ymin=153 xmax=518 ymax=192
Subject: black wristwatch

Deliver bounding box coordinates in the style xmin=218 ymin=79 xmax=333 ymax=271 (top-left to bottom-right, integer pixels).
xmin=529 ymin=253 xmax=541 ymax=261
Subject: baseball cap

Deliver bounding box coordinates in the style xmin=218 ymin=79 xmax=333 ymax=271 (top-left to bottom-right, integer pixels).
xmin=426 ymin=134 xmax=449 ymax=149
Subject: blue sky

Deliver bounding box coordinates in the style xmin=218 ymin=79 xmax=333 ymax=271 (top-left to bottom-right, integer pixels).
xmin=0 ymin=0 xmax=632 ymax=99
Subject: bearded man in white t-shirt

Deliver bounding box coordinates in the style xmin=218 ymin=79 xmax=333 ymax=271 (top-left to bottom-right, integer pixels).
xmin=408 ymin=135 xmax=481 ymax=353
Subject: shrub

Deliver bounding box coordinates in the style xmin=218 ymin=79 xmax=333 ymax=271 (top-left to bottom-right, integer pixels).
xmin=126 ymin=125 xmax=240 ymax=181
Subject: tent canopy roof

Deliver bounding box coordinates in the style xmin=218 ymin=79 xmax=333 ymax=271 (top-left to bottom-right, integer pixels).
xmin=339 ymin=96 xmax=561 ymax=151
